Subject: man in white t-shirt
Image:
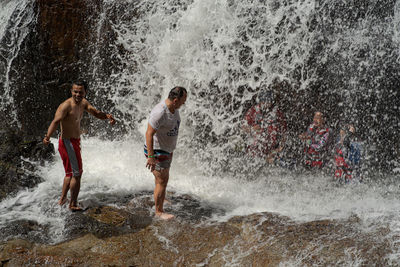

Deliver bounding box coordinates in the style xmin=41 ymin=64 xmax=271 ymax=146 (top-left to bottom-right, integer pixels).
xmin=144 ymin=86 xmax=187 ymax=220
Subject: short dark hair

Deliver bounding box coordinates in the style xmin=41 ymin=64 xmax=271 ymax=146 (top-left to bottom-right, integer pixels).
xmin=72 ymin=80 xmax=88 ymax=91
xmin=168 ymin=86 xmax=187 ymax=100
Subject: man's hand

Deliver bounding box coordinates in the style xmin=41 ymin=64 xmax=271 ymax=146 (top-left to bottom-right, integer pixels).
xmin=106 ymin=114 xmax=116 ymax=125
xmin=43 ymin=136 xmax=50 ymax=145
xmin=146 ymin=158 xmax=156 ymax=172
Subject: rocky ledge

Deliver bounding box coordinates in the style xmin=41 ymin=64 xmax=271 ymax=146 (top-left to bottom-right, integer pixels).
xmin=0 ymin=195 xmax=393 ymax=266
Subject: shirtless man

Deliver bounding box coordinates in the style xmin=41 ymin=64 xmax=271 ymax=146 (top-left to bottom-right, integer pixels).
xmin=144 ymin=86 xmax=187 ymax=220
xmin=43 ymin=81 xmax=115 ymax=211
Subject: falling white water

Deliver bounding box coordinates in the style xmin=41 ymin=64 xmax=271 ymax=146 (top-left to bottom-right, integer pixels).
xmin=0 ymin=0 xmax=35 ymax=121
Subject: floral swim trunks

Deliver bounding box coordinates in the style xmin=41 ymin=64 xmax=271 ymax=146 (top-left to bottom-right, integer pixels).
xmin=144 ymin=145 xmax=173 ymax=170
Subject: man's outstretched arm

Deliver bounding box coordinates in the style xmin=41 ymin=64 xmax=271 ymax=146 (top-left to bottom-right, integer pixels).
xmin=85 ymin=101 xmax=116 ymax=125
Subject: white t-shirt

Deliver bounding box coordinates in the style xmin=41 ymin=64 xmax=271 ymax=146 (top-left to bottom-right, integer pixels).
xmin=148 ymin=101 xmax=181 ymax=153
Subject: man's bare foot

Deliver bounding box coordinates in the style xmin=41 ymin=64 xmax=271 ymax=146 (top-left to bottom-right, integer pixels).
xmin=69 ymin=206 xmax=83 ymax=212
xmin=58 ymin=197 xmax=68 ymax=206
xmin=155 ymin=212 xmax=175 ymax=220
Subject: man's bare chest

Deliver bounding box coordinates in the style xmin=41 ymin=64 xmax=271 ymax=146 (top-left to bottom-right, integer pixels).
xmin=65 ymin=107 xmax=84 ymax=123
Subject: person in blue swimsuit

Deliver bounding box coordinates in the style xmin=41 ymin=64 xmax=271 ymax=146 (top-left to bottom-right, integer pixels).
xmin=334 ymin=124 xmax=362 ymax=182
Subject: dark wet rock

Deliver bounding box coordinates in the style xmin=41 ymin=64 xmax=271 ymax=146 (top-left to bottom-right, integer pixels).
xmin=0 ymin=220 xmax=50 ymax=244
xmin=125 ymin=192 xmax=225 ymax=224
xmin=2 ymin=0 xmax=127 ymax=138
xmin=6 ymin=0 xmax=104 ymax=137
xmin=0 ymin=129 xmax=22 ymax=163
xmin=0 ymin=128 xmax=54 ymax=164
xmin=63 ymin=205 xmax=152 ymax=240
xmin=162 ymin=193 xmax=225 ymax=223
xmin=87 ymin=206 xmax=153 ymax=231
xmin=0 ymin=127 xmax=54 ymax=201
xmin=19 ymin=138 xmax=55 ymax=163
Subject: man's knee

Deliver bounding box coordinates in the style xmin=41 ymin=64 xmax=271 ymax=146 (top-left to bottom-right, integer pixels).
xmin=155 ymin=177 xmax=169 ymax=187
xmin=154 ymin=171 xmax=169 ymax=185
xmin=71 ymin=176 xmax=82 ymax=184
xmin=154 ymin=168 xmax=169 ymax=176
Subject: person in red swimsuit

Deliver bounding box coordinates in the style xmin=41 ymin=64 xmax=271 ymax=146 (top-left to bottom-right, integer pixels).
xmin=299 ymin=111 xmax=331 ymax=168
xmin=243 ymin=90 xmax=287 ymax=163
xmin=43 ymin=81 xmax=116 ymax=211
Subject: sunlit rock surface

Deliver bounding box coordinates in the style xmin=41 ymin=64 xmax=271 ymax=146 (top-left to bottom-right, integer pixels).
xmin=0 ymin=199 xmax=392 ymax=266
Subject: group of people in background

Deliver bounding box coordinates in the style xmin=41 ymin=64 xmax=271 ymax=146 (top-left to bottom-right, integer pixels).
xmin=243 ymin=89 xmax=363 ymax=182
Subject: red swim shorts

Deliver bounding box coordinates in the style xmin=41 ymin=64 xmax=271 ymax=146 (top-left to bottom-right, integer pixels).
xmin=58 ymin=138 xmax=83 ymax=178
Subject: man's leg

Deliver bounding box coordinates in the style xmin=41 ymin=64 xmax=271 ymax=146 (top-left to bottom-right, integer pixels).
xmin=59 ymin=176 xmax=71 ymax=205
xmin=69 ymin=175 xmax=82 ymax=210
xmin=153 ymin=168 xmax=174 ymax=220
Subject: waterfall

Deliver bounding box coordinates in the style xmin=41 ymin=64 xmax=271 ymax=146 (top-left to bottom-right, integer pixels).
xmin=0 ymin=0 xmax=35 ymax=123
xmin=83 ymin=0 xmax=400 ymax=174
xmin=1 ymin=0 xmax=400 ymax=264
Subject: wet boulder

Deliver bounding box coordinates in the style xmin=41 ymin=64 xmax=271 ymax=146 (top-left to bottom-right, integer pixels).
xmin=0 ymin=127 xmax=54 ymax=200
xmin=0 ymin=220 xmax=50 ymax=244
xmin=63 ymin=205 xmax=153 ymax=240
xmin=0 ymin=204 xmax=393 ymax=266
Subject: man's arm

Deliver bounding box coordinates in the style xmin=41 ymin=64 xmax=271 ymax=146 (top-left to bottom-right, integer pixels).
xmin=43 ymin=102 xmax=69 ymax=145
xmin=85 ymin=101 xmax=116 ymax=125
xmin=145 ymin=123 xmax=157 ymax=172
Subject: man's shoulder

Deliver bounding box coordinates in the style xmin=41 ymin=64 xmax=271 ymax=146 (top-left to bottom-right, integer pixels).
xmin=81 ymin=98 xmax=90 ymax=108
xmin=59 ymin=98 xmax=73 ymax=110
xmin=156 ymin=100 xmax=167 ymax=109
xmin=151 ymin=101 xmax=167 ymax=114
